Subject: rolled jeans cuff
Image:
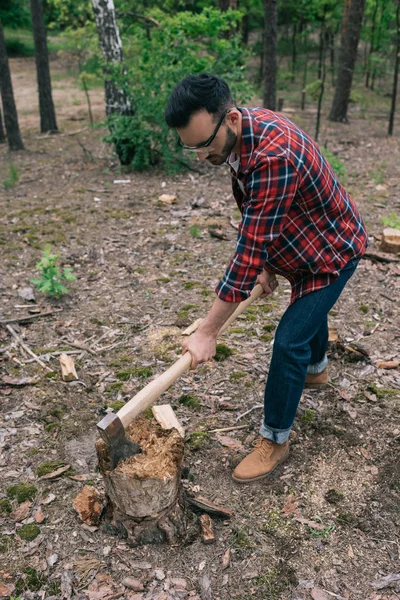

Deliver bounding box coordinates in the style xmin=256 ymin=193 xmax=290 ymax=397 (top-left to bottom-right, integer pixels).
xmin=260 ymin=422 xmax=291 ymax=444
xmin=307 ymin=354 xmax=328 ymax=375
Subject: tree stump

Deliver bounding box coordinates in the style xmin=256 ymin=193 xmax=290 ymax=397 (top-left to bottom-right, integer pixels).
xmin=96 ymin=416 xmax=198 ymax=546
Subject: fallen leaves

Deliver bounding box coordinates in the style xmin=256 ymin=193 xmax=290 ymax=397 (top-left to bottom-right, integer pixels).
xmin=39 ymin=464 xmax=71 ymax=480
xmin=282 ymin=494 xmax=299 ymax=516
xmin=11 ymin=500 xmax=32 ymax=522
xmin=370 ymin=572 xmax=400 ymax=590
xmin=216 ymin=435 xmax=245 ymax=451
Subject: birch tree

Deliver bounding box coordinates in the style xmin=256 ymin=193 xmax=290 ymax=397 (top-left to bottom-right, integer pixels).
xmin=91 ymin=0 xmax=131 ymax=116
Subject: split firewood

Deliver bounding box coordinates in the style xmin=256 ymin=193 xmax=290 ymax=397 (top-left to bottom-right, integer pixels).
xmin=381 ymin=227 xmax=400 ymax=254
xmin=59 ymin=353 xmax=79 ymax=382
xmin=152 ymin=404 xmax=185 ymax=438
xmin=200 ymin=514 xmax=215 ymax=544
xmin=187 ymin=495 xmax=233 ymax=518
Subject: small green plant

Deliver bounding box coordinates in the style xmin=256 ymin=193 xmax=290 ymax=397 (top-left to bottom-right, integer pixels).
xmin=321 ymin=148 xmax=346 ymax=179
xmin=18 ymin=524 xmax=41 ymax=541
xmin=3 ymin=163 xmax=19 ymax=189
xmin=178 ymin=394 xmax=201 ymax=409
xmin=309 ymin=523 xmax=336 ymax=539
xmin=189 ymin=225 xmax=201 ymax=238
xmin=31 ymin=246 xmax=76 ymax=297
xmin=381 ymin=212 xmax=400 ymax=230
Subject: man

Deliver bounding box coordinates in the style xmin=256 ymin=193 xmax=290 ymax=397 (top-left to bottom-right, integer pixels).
xmin=164 ymin=74 xmax=367 ymax=483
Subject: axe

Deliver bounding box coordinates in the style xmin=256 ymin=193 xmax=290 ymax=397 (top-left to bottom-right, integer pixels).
xmin=97 ymin=284 xmax=264 ymax=469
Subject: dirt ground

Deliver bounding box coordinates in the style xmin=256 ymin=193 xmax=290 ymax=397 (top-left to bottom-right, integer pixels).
xmin=0 ymin=57 xmax=399 ymax=600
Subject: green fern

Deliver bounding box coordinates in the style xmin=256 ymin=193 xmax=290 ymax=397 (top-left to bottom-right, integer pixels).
xmin=31 ymin=246 xmax=76 ymax=297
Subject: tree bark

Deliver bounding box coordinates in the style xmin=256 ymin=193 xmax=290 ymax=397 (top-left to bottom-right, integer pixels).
xmin=0 ymin=106 xmax=6 ymax=143
xmin=0 ymin=20 xmax=24 ymax=151
xmin=329 ymin=0 xmax=366 ymax=123
xmin=263 ymin=0 xmax=278 ymax=110
xmin=388 ymin=0 xmax=400 ymax=136
xmin=91 ymin=0 xmax=131 ymax=116
xmin=366 ymin=0 xmax=379 ymax=88
xmin=30 ymin=0 xmax=58 ymax=133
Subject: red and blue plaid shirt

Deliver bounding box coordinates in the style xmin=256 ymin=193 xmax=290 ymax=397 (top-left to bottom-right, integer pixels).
xmin=216 ymin=107 xmax=368 ymax=304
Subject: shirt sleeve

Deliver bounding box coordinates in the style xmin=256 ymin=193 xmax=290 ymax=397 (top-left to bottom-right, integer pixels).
xmin=216 ymin=155 xmax=299 ymax=302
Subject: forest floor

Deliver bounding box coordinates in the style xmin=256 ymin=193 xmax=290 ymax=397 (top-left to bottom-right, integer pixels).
xmin=0 ymin=56 xmax=399 ymax=600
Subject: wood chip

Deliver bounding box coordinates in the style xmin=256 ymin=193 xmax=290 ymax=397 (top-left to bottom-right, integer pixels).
xmin=216 ymin=435 xmax=245 ymax=451
xmin=375 ymin=360 xmax=399 ymax=370
xmin=152 ymin=404 xmax=185 ymax=438
xmin=221 ymin=549 xmax=231 ymax=569
xmin=159 ymin=194 xmax=177 ymax=204
xmin=73 ymin=486 xmax=105 ymax=526
xmin=60 ymin=353 xmax=79 ymax=381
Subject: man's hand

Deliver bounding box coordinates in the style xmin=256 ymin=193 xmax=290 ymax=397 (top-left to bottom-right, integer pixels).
xmin=256 ymin=270 xmax=278 ymax=297
xmin=182 ymin=330 xmax=217 ymax=370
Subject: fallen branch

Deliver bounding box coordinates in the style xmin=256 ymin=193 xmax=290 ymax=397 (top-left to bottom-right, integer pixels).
xmin=0 ymin=310 xmax=55 ymax=325
xmin=6 ymin=325 xmax=53 ymax=371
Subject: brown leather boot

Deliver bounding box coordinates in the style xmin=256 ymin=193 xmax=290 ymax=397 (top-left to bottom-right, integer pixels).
xmin=304 ymin=367 xmax=328 ymax=389
xmin=232 ymin=437 xmax=289 ymax=483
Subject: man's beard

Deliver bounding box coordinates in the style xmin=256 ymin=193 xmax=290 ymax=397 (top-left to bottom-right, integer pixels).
xmin=206 ymin=127 xmax=237 ymax=165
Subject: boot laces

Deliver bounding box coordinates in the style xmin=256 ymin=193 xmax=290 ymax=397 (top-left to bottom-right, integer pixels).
xmin=252 ymin=437 xmax=274 ymax=460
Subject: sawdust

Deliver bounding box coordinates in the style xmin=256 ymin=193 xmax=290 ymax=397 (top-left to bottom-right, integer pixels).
xmin=116 ymin=416 xmax=184 ymax=480
xmin=146 ymin=326 xmax=181 ymax=359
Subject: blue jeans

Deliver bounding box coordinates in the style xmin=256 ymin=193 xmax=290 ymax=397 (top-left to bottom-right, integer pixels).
xmin=260 ymin=259 xmax=360 ymax=443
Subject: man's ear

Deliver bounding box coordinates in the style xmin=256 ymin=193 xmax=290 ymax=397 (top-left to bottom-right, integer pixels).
xmin=227 ymin=109 xmax=240 ymax=126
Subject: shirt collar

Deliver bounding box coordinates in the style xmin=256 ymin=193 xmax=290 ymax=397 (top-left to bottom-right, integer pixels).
xmin=237 ymin=107 xmax=255 ymax=173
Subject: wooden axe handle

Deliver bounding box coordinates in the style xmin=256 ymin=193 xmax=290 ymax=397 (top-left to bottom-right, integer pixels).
xmin=117 ymin=283 xmax=264 ymax=428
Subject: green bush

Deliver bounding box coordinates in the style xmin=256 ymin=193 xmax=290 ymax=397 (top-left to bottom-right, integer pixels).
xmin=104 ymin=8 xmax=253 ymax=172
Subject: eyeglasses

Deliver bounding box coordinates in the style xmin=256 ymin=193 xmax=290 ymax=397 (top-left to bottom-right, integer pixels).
xmin=178 ymin=108 xmax=231 ymax=151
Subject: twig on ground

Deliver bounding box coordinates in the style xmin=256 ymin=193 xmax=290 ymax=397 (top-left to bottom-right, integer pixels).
xmin=235 ymin=404 xmax=263 ymax=422
xmin=6 ymin=325 xmax=53 ymax=371
xmin=208 ymin=424 xmax=249 ymax=433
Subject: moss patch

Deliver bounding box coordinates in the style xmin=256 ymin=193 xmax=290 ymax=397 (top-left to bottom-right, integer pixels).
xmin=117 ymin=366 xmax=153 ymax=380
xmin=110 ymin=400 xmax=125 ymax=411
xmin=0 ymin=498 xmax=12 ymax=514
xmin=230 ymin=371 xmax=247 ymax=380
xmin=7 ymin=483 xmax=37 ymax=503
xmin=18 ymin=523 xmax=41 ymax=541
xmin=36 ymin=461 xmax=66 ymax=477
xmin=214 ymin=343 xmax=234 ymax=362
xmin=187 ymin=431 xmax=209 ymax=450
xmin=178 ymin=394 xmax=201 ymax=410
xmin=263 ymin=323 xmax=276 ymax=332
xmin=184 ymin=281 xmax=201 ymax=289
xmin=15 ymin=567 xmax=46 ymax=593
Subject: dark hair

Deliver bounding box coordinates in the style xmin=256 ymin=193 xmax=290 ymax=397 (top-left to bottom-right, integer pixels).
xmin=165 ymin=73 xmax=234 ymax=128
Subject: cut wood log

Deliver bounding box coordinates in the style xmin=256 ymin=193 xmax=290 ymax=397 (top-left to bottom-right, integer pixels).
xmin=381 ymin=227 xmax=400 ymax=254
xmin=59 ymin=353 xmax=78 ymax=381
xmin=96 ymin=416 xmax=198 ymax=546
xmin=200 ymin=514 xmax=215 ymax=544
xmin=152 ymin=404 xmax=185 ymax=438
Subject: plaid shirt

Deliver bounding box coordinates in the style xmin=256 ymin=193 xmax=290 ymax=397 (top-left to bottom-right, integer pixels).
xmin=216 ymin=107 xmax=368 ymax=304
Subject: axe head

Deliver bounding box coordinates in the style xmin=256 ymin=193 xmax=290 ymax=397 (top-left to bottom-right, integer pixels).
xmin=97 ymin=412 xmax=141 ymax=470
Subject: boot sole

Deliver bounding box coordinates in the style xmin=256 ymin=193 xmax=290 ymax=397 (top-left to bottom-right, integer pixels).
xmin=232 ymin=448 xmax=289 ymax=484
xmin=304 ymin=382 xmax=329 ymax=390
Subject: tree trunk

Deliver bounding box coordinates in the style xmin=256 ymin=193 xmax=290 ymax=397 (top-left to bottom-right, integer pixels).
xmin=366 ymin=0 xmax=379 ymax=88
xmin=263 ymin=0 xmax=278 ymax=110
xmin=291 ymin=22 xmax=297 ymax=82
xmin=91 ymin=0 xmax=131 ymax=116
xmin=329 ymin=0 xmax=366 ymax=123
xmin=30 ymin=0 xmax=58 ymax=133
xmin=241 ymin=13 xmax=249 ymax=45
xmin=316 ymin=32 xmax=327 ymax=142
xmin=388 ymin=0 xmax=400 ymax=136
xmin=0 ymin=20 xmax=24 ymax=151
xmin=0 ymin=106 xmax=6 ymax=143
